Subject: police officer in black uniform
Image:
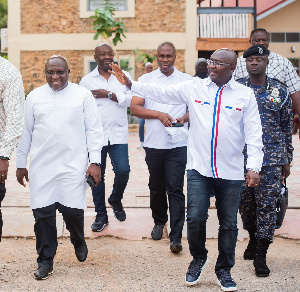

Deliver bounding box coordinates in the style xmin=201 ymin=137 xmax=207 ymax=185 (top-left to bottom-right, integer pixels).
xmin=237 ymin=45 xmax=293 ymax=277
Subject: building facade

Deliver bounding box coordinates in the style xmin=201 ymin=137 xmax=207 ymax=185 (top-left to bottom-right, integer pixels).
xmin=8 ymin=0 xmax=300 ymax=92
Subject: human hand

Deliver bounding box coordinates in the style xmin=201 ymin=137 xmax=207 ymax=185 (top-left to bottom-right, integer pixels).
xmin=157 ymin=112 xmax=174 ymax=127
xmin=109 ymin=63 xmax=132 ymax=88
xmin=282 ymin=163 xmax=291 ymax=178
xmin=16 ymin=168 xmax=29 ymax=187
xmin=86 ymin=164 xmax=101 ymax=186
xmin=91 ymin=89 xmax=109 ymax=98
xmin=176 ymin=117 xmax=185 ymax=125
xmin=246 ymin=170 xmax=260 ymax=187
xmin=0 ymin=159 xmax=9 ymax=183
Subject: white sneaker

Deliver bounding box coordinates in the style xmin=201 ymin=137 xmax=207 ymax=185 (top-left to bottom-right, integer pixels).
xmin=136 ymin=142 xmax=144 ymax=149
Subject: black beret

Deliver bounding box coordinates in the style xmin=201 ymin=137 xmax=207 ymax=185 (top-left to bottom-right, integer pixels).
xmin=243 ymin=44 xmax=269 ymax=58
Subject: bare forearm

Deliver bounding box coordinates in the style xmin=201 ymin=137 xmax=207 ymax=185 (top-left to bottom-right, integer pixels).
xmin=291 ymin=91 xmax=300 ymax=116
xmin=130 ymin=105 xmax=162 ymax=120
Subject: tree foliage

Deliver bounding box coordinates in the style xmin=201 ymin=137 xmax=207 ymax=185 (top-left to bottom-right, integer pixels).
xmin=136 ymin=50 xmax=157 ymax=65
xmin=90 ymin=0 xmax=127 ymax=46
xmin=0 ymin=0 xmax=7 ymax=29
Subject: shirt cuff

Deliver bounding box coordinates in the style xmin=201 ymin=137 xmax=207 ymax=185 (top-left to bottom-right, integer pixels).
xmin=115 ymin=91 xmax=126 ymax=104
xmin=246 ymin=156 xmax=262 ymax=171
xmin=89 ymin=150 xmax=101 ymax=164
xmin=131 ymin=81 xmax=141 ymax=94
xmin=16 ymin=155 xmax=27 ymax=168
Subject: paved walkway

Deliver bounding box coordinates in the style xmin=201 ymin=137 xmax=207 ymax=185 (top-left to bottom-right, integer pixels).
xmin=2 ymin=132 xmax=300 ymax=240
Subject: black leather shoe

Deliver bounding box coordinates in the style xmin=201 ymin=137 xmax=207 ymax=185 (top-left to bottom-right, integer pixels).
xmin=108 ymin=198 xmax=126 ymax=222
xmin=91 ymin=215 xmax=108 ymax=232
xmin=170 ymin=242 xmax=182 ymax=253
xmin=151 ymin=224 xmax=164 ymax=240
xmin=75 ymin=240 xmax=88 ymax=262
xmin=34 ymin=265 xmax=53 ymax=280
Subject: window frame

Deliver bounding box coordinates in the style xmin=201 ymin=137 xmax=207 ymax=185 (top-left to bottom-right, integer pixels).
xmin=80 ymin=0 xmax=135 ymax=18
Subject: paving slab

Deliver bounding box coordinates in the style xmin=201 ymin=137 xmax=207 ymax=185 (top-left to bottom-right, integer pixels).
xmin=1 ymin=131 xmax=300 ymax=240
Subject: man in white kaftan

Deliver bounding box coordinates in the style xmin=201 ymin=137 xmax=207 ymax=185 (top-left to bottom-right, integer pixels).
xmin=16 ymin=56 xmax=103 ymax=280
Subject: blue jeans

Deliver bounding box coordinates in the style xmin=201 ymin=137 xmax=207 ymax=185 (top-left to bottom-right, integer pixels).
xmin=186 ymin=169 xmax=243 ymax=272
xmin=139 ymin=118 xmax=145 ymax=143
xmin=92 ymin=143 xmax=130 ymax=216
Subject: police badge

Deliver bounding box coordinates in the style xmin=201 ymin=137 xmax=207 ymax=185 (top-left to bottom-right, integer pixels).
xmin=271 ymin=88 xmax=279 ymax=98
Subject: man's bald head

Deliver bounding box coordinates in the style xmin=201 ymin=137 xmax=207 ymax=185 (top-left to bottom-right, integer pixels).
xmin=45 ymin=55 xmax=69 ymax=70
xmin=157 ymin=41 xmax=176 ymax=55
xmin=213 ymin=49 xmax=237 ymax=66
xmin=208 ymin=49 xmax=237 ymax=87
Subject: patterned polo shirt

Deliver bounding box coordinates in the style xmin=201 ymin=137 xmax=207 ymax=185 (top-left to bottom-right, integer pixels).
xmin=233 ymin=51 xmax=300 ymax=95
xmin=0 ymin=57 xmax=25 ymax=158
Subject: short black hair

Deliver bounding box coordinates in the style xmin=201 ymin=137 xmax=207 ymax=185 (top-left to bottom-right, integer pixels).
xmin=250 ymin=28 xmax=268 ymax=40
xmin=157 ymin=41 xmax=176 ymax=54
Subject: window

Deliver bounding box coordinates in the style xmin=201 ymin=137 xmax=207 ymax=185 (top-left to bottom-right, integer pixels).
xmin=89 ymin=60 xmax=97 ymax=72
xmin=88 ymin=0 xmax=128 ymax=11
xmin=286 ymin=33 xmax=300 ymax=43
xmin=80 ymin=0 xmax=135 ymax=18
xmin=269 ymin=32 xmax=300 ymax=43
xmin=271 ymin=33 xmax=285 ymax=42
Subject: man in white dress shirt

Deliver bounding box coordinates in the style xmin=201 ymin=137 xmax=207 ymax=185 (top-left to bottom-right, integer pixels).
xmin=80 ymin=44 xmax=132 ymax=232
xmin=130 ymin=42 xmax=192 ymax=253
xmin=110 ymin=48 xmax=264 ymax=291
xmin=0 ymin=56 xmax=25 ymax=241
xmin=16 ymin=55 xmax=103 ymax=280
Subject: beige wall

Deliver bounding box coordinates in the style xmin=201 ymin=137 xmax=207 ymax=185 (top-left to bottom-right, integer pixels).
xmin=21 ymin=0 xmax=186 ymax=34
xmin=258 ymin=0 xmax=300 ymax=59
xmin=21 ymin=49 xmax=186 ymax=91
xmin=8 ymin=0 xmax=197 ymax=87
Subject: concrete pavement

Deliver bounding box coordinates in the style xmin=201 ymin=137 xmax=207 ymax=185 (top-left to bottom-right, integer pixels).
xmin=2 ymin=132 xmax=300 ymax=240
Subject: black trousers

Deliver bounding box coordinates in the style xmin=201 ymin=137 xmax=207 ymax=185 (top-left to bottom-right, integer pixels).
xmin=0 ymin=183 xmax=5 ymax=241
xmin=32 ymin=202 xmax=85 ymax=267
xmin=144 ymin=146 xmax=187 ymax=242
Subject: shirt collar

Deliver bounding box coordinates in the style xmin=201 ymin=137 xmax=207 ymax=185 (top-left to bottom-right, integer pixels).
xmin=156 ymin=67 xmax=178 ymax=78
xmin=205 ymin=76 xmax=238 ymax=89
xmin=91 ymin=67 xmax=100 ymax=77
xmin=91 ymin=66 xmax=117 ymax=82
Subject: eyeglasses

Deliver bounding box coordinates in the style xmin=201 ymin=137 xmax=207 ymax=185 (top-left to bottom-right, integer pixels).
xmin=45 ymin=70 xmax=68 ymax=76
xmin=207 ymin=59 xmax=234 ymax=67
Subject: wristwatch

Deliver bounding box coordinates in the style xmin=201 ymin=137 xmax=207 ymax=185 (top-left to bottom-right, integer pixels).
xmin=91 ymin=163 xmax=101 ymax=167
xmin=107 ymin=91 xmax=113 ymax=100
xmin=247 ymin=168 xmax=260 ymax=174
xmin=0 ymin=156 xmax=9 ymax=160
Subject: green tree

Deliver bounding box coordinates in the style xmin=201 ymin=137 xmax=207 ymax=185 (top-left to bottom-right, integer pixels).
xmin=136 ymin=51 xmax=157 ymax=66
xmin=0 ymin=0 xmax=7 ymax=58
xmin=90 ymin=0 xmax=128 ymax=62
xmin=0 ymin=0 xmax=7 ymax=29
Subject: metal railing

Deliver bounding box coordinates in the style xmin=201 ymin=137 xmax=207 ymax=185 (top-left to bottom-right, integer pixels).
xmin=196 ymin=0 xmax=257 ymax=39
xmin=197 ymin=13 xmax=250 ymax=38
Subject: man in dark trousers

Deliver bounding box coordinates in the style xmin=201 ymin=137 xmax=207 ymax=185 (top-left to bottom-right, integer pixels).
xmin=237 ymin=45 xmax=293 ymax=277
xmin=16 ymin=55 xmax=103 ymax=280
xmin=130 ymin=42 xmax=192 ymax=253
xmin=80 ymin=44 xmax=133 ymax=232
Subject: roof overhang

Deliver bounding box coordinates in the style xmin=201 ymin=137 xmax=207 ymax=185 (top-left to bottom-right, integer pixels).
xmin=257 ymin=0 xmax=296 ymax=20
